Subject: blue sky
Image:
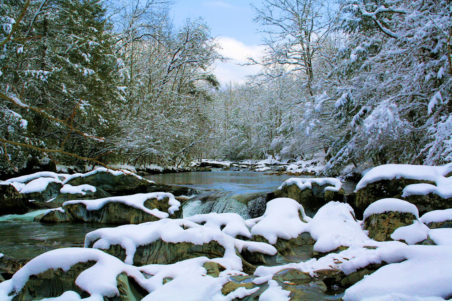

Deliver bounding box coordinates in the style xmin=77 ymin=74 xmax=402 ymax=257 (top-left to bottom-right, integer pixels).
xmin=171 ymin=0 xmax=266 ymax=85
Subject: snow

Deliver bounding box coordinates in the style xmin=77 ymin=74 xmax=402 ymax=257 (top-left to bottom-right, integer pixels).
xmin=362 ymin=294 xmax=445 ymax=301
xmin=390 ymin=221 xmax=430 ymax=244
xmin=19 ymin=177 xmax=60 ymax=194
xmin=308 ymin=202 xmax=371 ymax=253
xmin=249 ymin=198 xmax=308 ymax=244
xmin=420 ymin=209 xmax=452 ymax=225
xmin=64 ymin=192 xmax=180 ymax=218
xmin=60 ymin=184 xmax=96 ymax=195
xmin=0 ymin=248 xmax=150 ymax=301
xmin=258 ymin=280 xmax=290 ymax=301
xmin=85 ymin=217 xmax=276 ymax=268
xmin=363 ymin=198 xmax=419 ymax=220
xmin=356 ymin=164 xmax=452 ymax=199
xmin=428 ymin=229 xmax=452 ymax=246
xmin=187 ymin=212 xmax=252 ymax=238
xmin=1 ymin=167 xmax=152 ymax=197
xmin=343 ymin=245 xmax=452 ymax=300
xmin=279 ymin=177 xmax=342 ymax=192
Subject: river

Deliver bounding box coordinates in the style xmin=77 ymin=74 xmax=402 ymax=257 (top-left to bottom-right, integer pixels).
xmin=0 ymin=171 xmax=292 ymax=260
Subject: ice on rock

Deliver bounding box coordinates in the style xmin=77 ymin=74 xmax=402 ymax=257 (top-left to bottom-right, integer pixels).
xmin=363 ymin=198 xmax=419 ymax=220
xmin=249 ymin=198 xmax=308 ymax=244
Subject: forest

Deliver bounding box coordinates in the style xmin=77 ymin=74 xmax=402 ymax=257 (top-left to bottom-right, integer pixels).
xmin=1 ymin=0 xmax=451 ymax=176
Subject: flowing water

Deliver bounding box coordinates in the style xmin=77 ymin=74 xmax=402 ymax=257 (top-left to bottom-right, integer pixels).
xmin=149 ymin=171 xmax=294 ymax=218
xmin=0 ymin=171 xmax=292 ymax=260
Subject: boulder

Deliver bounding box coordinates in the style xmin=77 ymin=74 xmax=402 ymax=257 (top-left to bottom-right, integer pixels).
xmin=2 ymin=248 xmax=150 ymax=301
xmin=354 ymin=164 xmax=452 ymax=216
xmin=0 ymin=185 xmax=29 ymax=215
xmin=96 ymin=240 xmax=226 ymax=266
xmin=38 ymin=193 xmax=180 ymax=224
xmin=66 ymin=170 xmax=153 ymax=196
xmin=242 ymin=233 xmax=314 ymax=266
xmin=274 ymin=178 xmax=344 ymax=216
xmin=364 ymin=211 xmax=417 ymax=241
xmin=0 ymin=255 xmax=27 ymax=281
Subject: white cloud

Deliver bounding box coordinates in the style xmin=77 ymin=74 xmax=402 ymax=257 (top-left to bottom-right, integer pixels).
xmin=213 ymin=36 xmax=266 ymax=85
xmin=203 ymin=1 xmax=236 ymax=9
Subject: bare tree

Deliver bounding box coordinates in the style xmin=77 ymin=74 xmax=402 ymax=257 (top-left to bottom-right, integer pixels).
xmin=253 ymin=0 xmax=336 ymax=96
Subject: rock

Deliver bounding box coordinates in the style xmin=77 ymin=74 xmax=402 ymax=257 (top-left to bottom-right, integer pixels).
xmin=242 ymin=233 xmax=314 ymax=266
xmin=364 ymin=211 xmax=417 ymax=241
xmin=38 ymin=193 xmax=180 ymax=224
xmin=0 ymin=255 xmax=27 ymax=281
xmin=271 ymin=268 xmax=329 ymax=300
xmin=116 ymin=272 xmax=149 ymax=301
xmin=66 ymin=170 xmax=153 ymax=196
xmin=23 ymin=181 xmax=63 ymax=206
xmin=203 ymin=261 xmax=225 ymax=277
xmin=274 ymin=180 xmax=345 ymax=216
xmin=99 ymin=240 xmax=226 ymax=266
xmin=246 ymin=195 xmax=267 ymax=218
xmin=13 ymin=261 xmax=96 ymax=300
xmin=0 ymin=185 xmax=29 ymax=215
xmin=221 ymin=280 xmax=254 ymax=295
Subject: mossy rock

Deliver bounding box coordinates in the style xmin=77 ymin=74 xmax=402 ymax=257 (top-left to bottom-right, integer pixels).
xmin=13 ymin=261 xmax=96 ymax=301
xmin=364 ymin=211 xmax=417 ymax=241
xmin=36 ymin=209 xmax=71 ymax=223
xmin=22 ymin=182 xmax=63 ymax=207
xmin=242 ymin=233 xmax=314 ymax=266
xmin=203 ymin=261 xmax=226 ymax=277
xmin=426 ymin=220 xmax=452 ymax=229
xmin=0 ymin=255 xmax=27 ymax=281
xmin=0 ymin=185 xmax=29 ymax=216
xmin=66 ymin=171 xmax=152 ymax=196
xmin=116 ymin=272 xmax=149 ymax=301
xmin=222 ymin=281 xmax=255 ymax=295
xmin=98 ymin=240 xmax=226 ymax=266
xmin=354 ymin=179 xmax=437 ymax=214
xmin=405 ymin=194 xmax=451 ymax=216
xmin=274 ymin=183 xmax=345 ymax=216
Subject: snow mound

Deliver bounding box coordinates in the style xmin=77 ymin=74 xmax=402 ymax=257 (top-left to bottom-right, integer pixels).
xmin=390 ymin=221 xmax=430 ymax=244
xmin=259 ymin=280 xmax=290 ymax=301
xmin=0 ymin=248 xmax=150 ymax=300
xmin=248 ymin=198 xmax=308 ymax=244
xmin=187 ymin=212 xmax=251 ymax=238
xmin=279 ymin=177 xmax=342 ymax=192
xmin=420 ymin=209 xmax=452 ymax=225
xmin=85 ymin=217 xmax=276 ymax=269
xmin=344 ymin=245 xmax=452 ymax=300
xmin=363 ymin=198 xmax=419 ymax=220
xmin=356 ymin=163 xmax=452 ymax=199
xmin=308 ymin=202 xmax=371 ymax=252
xmin=60 ymin=184 xmax=96 ymax=195
xmin=64 ymin=192 xmax=180 ymax=218
xmin=429 ymin=229 xmax=452 ymax=246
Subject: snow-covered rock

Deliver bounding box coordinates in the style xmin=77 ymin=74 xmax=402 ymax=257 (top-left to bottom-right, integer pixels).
xmin=0 ymin=248 xmax=151 ymax=301
xmin=274 ymin=177 xmax=344 ymax=216
xmin=363 ymin=199 xmax=420 ymax=242
xmin=38 ymin=192 xmax=180 ymax=224
xmin=355 ymin=164 xmax=452 ymax=214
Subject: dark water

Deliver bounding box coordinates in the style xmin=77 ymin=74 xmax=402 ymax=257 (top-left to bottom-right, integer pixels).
xmin=149 ymin=170 xmax=293 ymax=194
xmin=0 ymin=221 xmax=101 ymax=260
